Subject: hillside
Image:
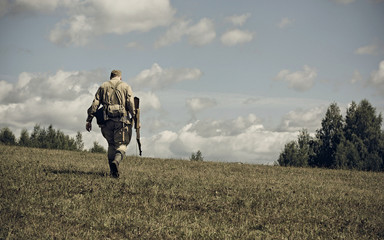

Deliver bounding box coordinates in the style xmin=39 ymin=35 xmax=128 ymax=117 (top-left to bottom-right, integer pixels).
xmin=1 ymin=145 xmax=383 ymax=239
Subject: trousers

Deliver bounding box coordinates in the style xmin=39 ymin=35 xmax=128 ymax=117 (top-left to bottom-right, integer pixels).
xmin=101 ymin=120 xmax=132 ymax=162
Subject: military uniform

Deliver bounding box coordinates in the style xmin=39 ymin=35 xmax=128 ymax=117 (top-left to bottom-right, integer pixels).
xmin=86 ymin=70 xmax=135 ymax=178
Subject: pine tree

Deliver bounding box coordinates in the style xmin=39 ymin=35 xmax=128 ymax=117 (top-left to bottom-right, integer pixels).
xmin=278 ymin=129 xmax=312 ymax=167
xmin=18 ymin=129 xmax=30 ymax=147
xmin=334 ymin=139 xmax=360 ymax=169
xmin=344 ymin=99 xmax=383 ymax=171
xmin=314 ymin=103 xmax=344 ymax=168
xmin=0 ymin=127 xmax=16 ymax=145
xmin=297 ymin=129 xmax=312 ymax=167
xmin=38 ymin=127 xmax=48 ymax=148
xmin=56 ymin=130 xmax=66 ymax=149
xmin=278 ymin=141 xmax=300 ymax=166
xmin=278 ymin=100 xmax=383 ymax=171
xmin=46 ymin=125 xmax=56 ymax=149
xmin=30 ymin=124 xmax=41 ymax=148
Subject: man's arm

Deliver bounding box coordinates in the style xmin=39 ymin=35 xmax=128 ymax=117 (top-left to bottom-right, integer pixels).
xmin=86 ymin=87 xmax=102 ymax=131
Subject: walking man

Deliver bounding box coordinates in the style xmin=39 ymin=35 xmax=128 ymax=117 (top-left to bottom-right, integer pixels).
xmin=86 ymin=70 xmax=135 ymax=178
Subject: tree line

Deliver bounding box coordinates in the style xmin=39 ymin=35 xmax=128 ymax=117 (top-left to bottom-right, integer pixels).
xmin=0 ymin=124 xmax=106 ymax=153
xmin=278 ymin=99 xmax=384 ymax=171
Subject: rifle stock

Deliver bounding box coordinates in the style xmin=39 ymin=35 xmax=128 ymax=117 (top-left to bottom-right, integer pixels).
xmin=134 ymin=97 xmax=142 ymax=156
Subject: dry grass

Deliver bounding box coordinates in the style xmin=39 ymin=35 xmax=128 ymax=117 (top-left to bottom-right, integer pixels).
xmin=1 ymin=144 xmax=383 ymax=239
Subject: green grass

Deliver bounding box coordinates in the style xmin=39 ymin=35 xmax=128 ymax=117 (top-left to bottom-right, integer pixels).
xmin=1 ymin=145 xmax=383 ymax=239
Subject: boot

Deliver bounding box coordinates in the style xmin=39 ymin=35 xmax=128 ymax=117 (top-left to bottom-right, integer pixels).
xmin=109 ymin=161 xmax=119 ymax=178
xmin=110 ymin=152 xmax=122 ymax=178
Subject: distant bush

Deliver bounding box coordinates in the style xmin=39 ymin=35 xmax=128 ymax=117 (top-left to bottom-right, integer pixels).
xmin=75 ymin=131 xmax=84 ymax=151
xmin=278 ymin=99 xmax=384 ymax=172
xmin=90 ymin=141 xmax=107 ymax=153
xmin=190 ymin=150 xmax=204 ymax=161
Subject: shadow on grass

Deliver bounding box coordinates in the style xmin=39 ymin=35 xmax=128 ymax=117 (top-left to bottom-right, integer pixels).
xmin=45 ymin=168 xmax=107 ymax=177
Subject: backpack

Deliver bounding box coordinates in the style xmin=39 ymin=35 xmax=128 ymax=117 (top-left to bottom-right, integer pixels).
xmin=105 ymin=81 xmax=126 ymax=118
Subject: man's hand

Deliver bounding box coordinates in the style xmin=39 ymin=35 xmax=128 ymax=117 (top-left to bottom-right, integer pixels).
xmin=86 ymin=122 xmax=92 ymax=132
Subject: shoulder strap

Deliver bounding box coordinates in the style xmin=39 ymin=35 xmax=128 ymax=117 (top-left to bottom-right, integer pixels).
xmin=109 ymin=81 xmax=123 ymax=105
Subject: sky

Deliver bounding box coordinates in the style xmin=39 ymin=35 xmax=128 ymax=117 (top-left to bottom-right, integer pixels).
xmin=1 ymin=0 xmax=384 ymax=164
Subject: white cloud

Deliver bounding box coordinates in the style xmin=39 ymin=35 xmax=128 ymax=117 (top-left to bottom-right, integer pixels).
xmin=125 ymin=41 xmax=143 ymax=49
xmin=3 ymin=70 xmax=102 ymax=104
xmin=0 ymin=0 xmax=75 ymax=16
xmin=143 ymin=117 xmax=170 ymax=133
xmin=0 ymin=81 xmax=13 ymax=102
xmin=355 ymin=43 xmax=380 ymax=55
xmin=155 ymin=18 xmax=216 ymax=48
xmin=2 ymin=1 xmax=176 ymax=46
xmin=148 ymin=130 xmax=179 ymax=157
xmin=350 ymin=70 xmax=363 ymax=84
xmin=143 ymin=117 xmax=298 ymax=164
xmin=135 ymin=91 xmax=161 ymax=111
xmin=186 ymin=97 xmax=217 ymax=117
xmin=225 ymin=13 xmax=251 ymax=26
xmin=0 ymin=86 xmax=90 ymax=131
xmin=49 ymin=15 xmax=93 ymax=47
xmin=130 ymin=63 xmax=203 ymax=90
xmin=277 ymin=106 xmax=326 ymax=132
xmin=275 ymin=65 xmax=317 ymax=91
xmin=0 ymin=70 xmax=104 ymax=132
xmin=49 ymin=0 xmax=175 ymax=46
xmin=221 ymin=29 xmax=254 ymax=46
xmin=187 ymin=114 xmax=261 ymax=137
xmin=368 ymin=60 xmax=384 ymax=96
xmin=186 ymin=18 xmax=216 ymax=46
xmin=370 ymin=60 xmax=384 ymax=84
xmin=277 ymin=18 xmax=294 ymax=29
xmin=133 ymin=90 xmax=327 ymax=164
xmin=154 ymin=19 xmax=190 ymax=48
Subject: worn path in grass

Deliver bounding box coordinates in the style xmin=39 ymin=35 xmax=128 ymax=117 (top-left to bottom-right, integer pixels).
xmin=1 ymin=145 xmax=383 ymax=239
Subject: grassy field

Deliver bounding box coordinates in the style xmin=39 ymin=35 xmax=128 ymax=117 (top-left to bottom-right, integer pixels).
xmin=1 ymin=144 xmax=383 ymax=239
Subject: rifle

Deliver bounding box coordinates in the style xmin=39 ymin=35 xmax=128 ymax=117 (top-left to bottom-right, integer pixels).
xmin=134 ymin=97 xmax=142 ymax=156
